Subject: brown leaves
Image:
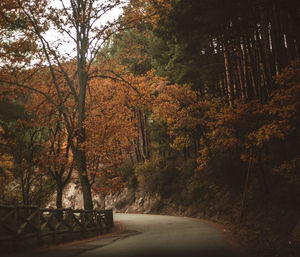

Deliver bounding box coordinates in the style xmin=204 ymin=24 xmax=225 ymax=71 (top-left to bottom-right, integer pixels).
xmin=153 ymin=83 xmax=209 ymax=150
xmin=194 ymin=61 xmax=300 ymax=179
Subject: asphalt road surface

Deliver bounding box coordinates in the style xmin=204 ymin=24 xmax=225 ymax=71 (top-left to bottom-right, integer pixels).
xmin=7 ymin=213 xmax=239 ymax=257
xmin=77 ymin=213 xmax=238 ymax=257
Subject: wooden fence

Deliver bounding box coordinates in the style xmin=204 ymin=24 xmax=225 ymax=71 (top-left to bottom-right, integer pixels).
xmin=0 ymin=204 xmax=114 ymax=250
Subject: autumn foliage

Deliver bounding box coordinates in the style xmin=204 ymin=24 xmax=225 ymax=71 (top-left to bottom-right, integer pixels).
xmin=0 ymin=3 xmax=299 ymax=241
xmin=150 ymin=60 xmax=300 ymax=190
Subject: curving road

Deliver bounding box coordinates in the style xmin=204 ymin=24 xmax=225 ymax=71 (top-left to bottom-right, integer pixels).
xmin=78 ymin=213 xmax=238 ymax=257
xmin=9 ymin=213 xmax=239 ymax=257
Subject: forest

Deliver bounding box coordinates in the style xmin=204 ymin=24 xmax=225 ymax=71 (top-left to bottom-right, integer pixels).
xmin=0 ymin=0 xmax=299 ymax=256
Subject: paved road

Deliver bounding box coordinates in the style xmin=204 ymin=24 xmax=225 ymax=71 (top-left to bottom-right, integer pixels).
xmin=7 ymin=213 xmax=239 ymax=257
xmin=78 ymin=213 xmax=238 ymax=257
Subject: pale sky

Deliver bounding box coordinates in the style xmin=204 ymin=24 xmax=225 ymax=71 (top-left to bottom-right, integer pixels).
xmin=45 ymin=0 xmax=125 ymax=60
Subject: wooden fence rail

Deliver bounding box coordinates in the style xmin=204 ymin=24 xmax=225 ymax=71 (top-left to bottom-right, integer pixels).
xmin=0 ymin=204 xmax=114 ymax=250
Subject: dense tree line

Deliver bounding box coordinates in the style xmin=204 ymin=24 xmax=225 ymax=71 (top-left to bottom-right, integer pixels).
xmin=151 ymin=0 xmax=299 ymax=104
xmin=108 ymin=1 xmax=299 ymax=226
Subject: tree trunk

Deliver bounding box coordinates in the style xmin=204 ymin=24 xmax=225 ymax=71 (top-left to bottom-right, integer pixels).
xmin=73 ymin=0 xmax=94 ymax=211
xmin=21 ymin=169 xmax=31 ymax=205
xmin=236 ymin=46 xmax=246 ymax=102
xmin=259 ymin=8 xmax=274 ymax=96
xmin=137 ymin=109 xmax=146 ymax=161
xmin=241 ymin=38 xmax=252 ymax=100
xmin=272 ymin=2 xmax=288 ymax=71
xmin=223 ymin=42 xmax=234 ymax=107
xmin=247 ymin=36 xmax=260 ymax=100
xmin=56 ymin=181 xmax=63 ymax=209
xmin=74 ymin=149 xmax=93 ymax=210
xmin=134 ymin=139 xmax=142 ymax=162
xmin=231 ymin=49 xmax=241 ymax=100
xmin=253 ymin=31 xmax=265 ymax=103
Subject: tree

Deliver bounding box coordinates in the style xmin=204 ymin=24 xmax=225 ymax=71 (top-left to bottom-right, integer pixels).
xmin=43 ymin=113 xmax=74 ymax=209
xmin=148 ymin=0 xmax=300 ymax=104
xmin=0 ymin=100 xmax=55 ymax=205
xmin=0 ymin=0 xmax=132 ymax=210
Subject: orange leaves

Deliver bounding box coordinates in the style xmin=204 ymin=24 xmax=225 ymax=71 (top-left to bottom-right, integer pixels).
xmin=272 ymin=156 xmax=300 ymax=181
xmin=154 ymin=84 xmax=195 ymax=121
xmin=0 ymin=0 xmax=42 ymax=68
xmin=246 ymin=61 xmax=300 ymax=151
xmin=84 ymin=75 xmax=138 ymax=175
xmin=275 ymin=59 xmax=300 ymax=89
xmin=195 ymin=61 xmax=300 ymax=178
xmin=170 ymin=135 xmax=191 ymax=151
xmin=195 ymin=146 xmax=210 ymax=173
xmin=153 ymin=83 xmax=209 ymax=150
xmin=0 ymin=154 xmax=14 ymax=173
xmin=269 ymin=155 xmax=300 ymax=185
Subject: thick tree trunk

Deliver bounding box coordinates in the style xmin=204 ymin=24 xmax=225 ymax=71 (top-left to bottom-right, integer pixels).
xmin=56 ymin=181 xmax=63 ymax=209
xmin=75 ymin=66 xmax=93 ymax=210
xmin=74 ymin=149 xmax=93 ymax=210
xmin=72 ymin=0 xmax=94 ymax=211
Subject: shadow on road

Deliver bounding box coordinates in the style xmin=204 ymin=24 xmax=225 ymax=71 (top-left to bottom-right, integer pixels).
xmin=80 ymin=251 xmax=238 ymax=257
